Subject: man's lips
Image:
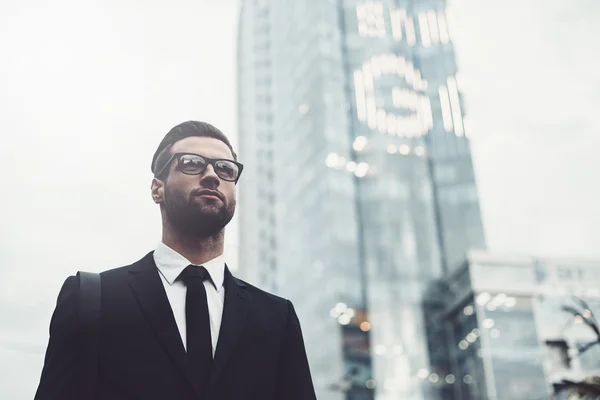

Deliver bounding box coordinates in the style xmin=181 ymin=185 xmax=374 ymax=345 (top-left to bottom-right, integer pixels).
xmin=192 ymin=189 xmax=224 ymax=201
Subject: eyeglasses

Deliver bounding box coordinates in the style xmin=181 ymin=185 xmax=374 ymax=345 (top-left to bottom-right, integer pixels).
xmin=157 ymin=152 xmax=244 ymax=183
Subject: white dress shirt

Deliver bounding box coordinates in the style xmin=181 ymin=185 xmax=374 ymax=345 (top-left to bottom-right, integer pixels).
xmin=153 ymin=242 xmax=225 ymax=357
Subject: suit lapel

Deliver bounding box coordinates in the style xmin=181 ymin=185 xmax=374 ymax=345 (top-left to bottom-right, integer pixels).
xmin=128 ymin=253 xmax=201 ymax=398
xmin=209 ymin=266 xmax=250 ymax=389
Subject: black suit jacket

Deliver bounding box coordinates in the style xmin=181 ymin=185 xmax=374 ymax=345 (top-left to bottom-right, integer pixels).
xmin=34 ymin=252 xmax=316 ymax=400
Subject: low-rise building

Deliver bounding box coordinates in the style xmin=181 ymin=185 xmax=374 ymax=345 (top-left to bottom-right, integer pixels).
xmin=423 ymin=251 xmax=600 ymax=399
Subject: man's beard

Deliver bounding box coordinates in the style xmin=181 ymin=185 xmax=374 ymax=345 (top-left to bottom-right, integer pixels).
xmin=163 ymin=185 xmax=235 ymax=238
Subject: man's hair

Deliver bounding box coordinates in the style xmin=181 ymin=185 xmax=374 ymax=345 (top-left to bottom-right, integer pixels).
xmin=151 ymin=121 xmax=237 ymax=179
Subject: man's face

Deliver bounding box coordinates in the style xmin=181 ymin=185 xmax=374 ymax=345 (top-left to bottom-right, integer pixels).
xmin=155 ymin=136 xmax=237 ymax=238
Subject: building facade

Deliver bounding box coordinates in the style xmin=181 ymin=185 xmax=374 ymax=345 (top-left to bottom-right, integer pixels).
xmin=237 ymin=1 xmax=486 ymax=399
xmin=424 ymin=251 xmax=600 ymax=400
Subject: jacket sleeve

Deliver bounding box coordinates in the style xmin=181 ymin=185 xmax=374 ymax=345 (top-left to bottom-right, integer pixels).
xmin=273 ymin=300 xmax=317 ymax=400
xmin=34 ymin=275 xmax=82 ymax=400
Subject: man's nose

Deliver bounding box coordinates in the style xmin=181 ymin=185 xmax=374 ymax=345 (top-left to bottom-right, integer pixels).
xmin=200 ymin=164 xmax=220 ymax=188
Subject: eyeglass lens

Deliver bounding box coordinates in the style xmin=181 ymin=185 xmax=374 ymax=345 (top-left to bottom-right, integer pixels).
xmin=179 ymin=154 xmax=239 ymax=181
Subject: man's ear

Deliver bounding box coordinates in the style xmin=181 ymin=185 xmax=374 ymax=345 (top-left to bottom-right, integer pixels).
xmin=151 ymin=178 xmax=165 ymax=204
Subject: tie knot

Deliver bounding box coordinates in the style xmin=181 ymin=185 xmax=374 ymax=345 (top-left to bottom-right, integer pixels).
xmin=179 ymin=265 xmax=211 ymax=285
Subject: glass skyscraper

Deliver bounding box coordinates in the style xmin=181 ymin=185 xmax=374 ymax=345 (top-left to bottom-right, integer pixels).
xmin=237 ymin=1 xmax=486 ymax=399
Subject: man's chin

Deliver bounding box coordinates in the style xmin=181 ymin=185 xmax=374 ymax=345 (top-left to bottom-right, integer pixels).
xmin=187 ymin=209 xmax=230 ymax=227
xmin=193 ymin=206 xmax=225 ymax=218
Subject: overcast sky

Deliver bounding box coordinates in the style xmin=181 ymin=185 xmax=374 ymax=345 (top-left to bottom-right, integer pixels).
xmin=1 ymin=0 xmax=599 ymax=398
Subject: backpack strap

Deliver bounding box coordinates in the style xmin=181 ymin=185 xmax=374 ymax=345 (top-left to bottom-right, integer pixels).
xmin=77 ymin=271 xmax=101 ymax=400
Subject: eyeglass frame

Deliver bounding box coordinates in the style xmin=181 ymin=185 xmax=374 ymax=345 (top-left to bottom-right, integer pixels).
xmin=156 ymin=152 xmax=244 ymax=183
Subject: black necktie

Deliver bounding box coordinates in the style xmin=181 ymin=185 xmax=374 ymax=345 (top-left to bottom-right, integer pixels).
xmin=179 ymin=265 xmax=213 ymax=394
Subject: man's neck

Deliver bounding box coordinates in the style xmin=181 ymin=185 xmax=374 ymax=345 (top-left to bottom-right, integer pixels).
xmin=162 ymin=230 xmax=225 ymax=266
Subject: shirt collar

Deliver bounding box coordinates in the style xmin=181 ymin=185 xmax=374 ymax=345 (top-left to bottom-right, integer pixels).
xmin=153 ymin=242 xmax=225 ymax=289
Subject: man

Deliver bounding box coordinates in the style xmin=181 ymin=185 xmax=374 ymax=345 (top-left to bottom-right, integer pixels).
xmin=35 ymin=121 xmax=316 ymax=400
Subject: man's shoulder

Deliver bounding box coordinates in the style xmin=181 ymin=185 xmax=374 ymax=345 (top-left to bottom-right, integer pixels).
xmin=97 ymin=252 xmax=155 ymax=280
xmin=232 ymin=276 xmax=290 ymax=308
